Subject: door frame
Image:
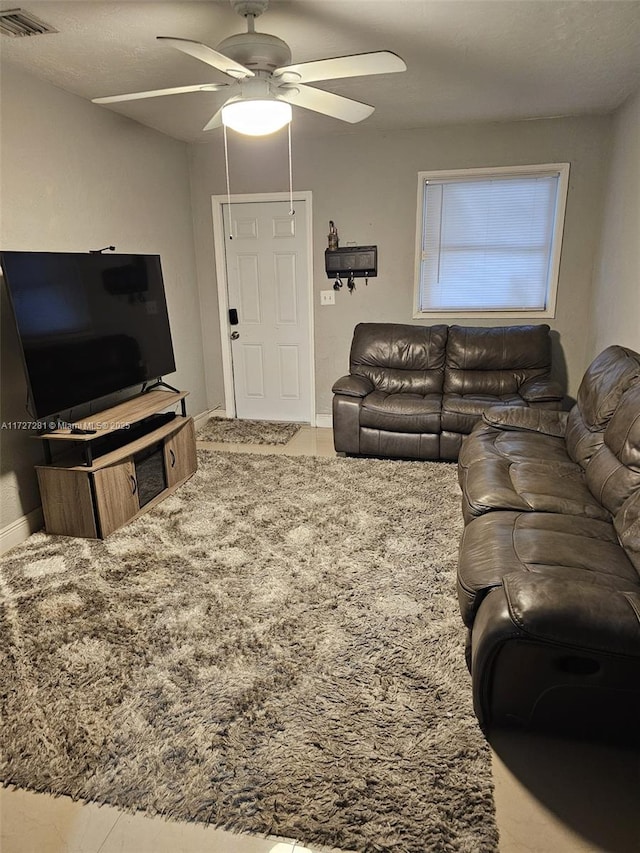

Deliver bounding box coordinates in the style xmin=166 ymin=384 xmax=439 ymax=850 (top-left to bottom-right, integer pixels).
xmin=212 ymin=190 xmax=316 ymax=424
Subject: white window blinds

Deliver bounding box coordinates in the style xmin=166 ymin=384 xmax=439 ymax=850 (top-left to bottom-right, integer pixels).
xmin=418 ymin=169 xmax=565 ymax=313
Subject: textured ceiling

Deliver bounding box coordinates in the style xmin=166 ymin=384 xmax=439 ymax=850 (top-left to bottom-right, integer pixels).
xmin=1 ymin=0 xmax=639 ymax=142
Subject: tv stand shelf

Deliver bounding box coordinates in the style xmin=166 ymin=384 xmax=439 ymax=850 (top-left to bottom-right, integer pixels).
xmin=35 ymin=390 xmax=197 ymax=539
xmin=39 ymin=390 xmax=189 ymax=467
xmin=40 ymin=389 xmax=188 ymax=442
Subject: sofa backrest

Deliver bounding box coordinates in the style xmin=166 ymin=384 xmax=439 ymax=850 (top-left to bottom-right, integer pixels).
xmin=349 ymin=323 xmax=448 ymax=394
xmin=585 ymin=381 xmax=640 ymax=516
xmin=566 ymin=345 xmax=640 ymax=469
xmin=443 ymin=325 xmax=552 ymax=396
xmin=615 ymin=491 xmax=640 ymax=578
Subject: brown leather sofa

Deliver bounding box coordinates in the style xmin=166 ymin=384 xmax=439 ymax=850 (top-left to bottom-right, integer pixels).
xmin=332 ymin=323 xmax=563 ymax=460
xmin=457 ymin=344 xmax=640 ymax=741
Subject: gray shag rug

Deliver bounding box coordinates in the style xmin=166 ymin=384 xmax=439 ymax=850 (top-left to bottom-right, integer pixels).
xmin=0 ymin=450 xmax=498 ymax=853
xmin=198 ymin=417 xmax=302 ymax=444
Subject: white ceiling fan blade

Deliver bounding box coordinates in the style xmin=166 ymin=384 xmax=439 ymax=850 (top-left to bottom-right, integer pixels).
xmin=274 ymin=51 xmax=406 ymax=84
xmin=92 ymin=83 xmax=230 ymax=104
xmin=157 ymin=36 xmax=254 ymax=80
xmin=278 ymin=85 xmax=374 ymax=123
xmin=203 ymin=105 xmax=225 ymax=132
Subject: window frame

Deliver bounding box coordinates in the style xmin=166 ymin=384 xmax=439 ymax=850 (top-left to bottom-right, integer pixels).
xmin=413 ymin=163 xmax=570 ymax=320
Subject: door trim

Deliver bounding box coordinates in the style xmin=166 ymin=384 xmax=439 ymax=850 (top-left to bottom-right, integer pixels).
xmin=212 ymin=191 xmax=315 ymax=424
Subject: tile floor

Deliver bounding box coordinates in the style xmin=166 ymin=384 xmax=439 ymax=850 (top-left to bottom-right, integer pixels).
xmin=2 ymin=426 xmax=639 ymax=853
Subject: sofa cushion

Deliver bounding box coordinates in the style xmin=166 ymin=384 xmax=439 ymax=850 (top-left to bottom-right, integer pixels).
xmin=518 ymin=376 xmax=564 ymax=403
xmin=605 ymin=382 xmax=640 ymax=468
xmin=460 ymin=348 xmax=640 ymax=522
xmin=457 ymin=511 xmax=639 ymax=628
xmin=442 ymin=393 xmax=526 ymax=434
xmin=458 ymin=421 xmax=572 ymax=472
xmin=615 ymin=491 xmax=640 ymax=575
xmin=350 ymin=323 xmax=448 ymax=395
xmin=482 ymin=406 xmax=568 ymax=437
xmin=563 ymin=406 xmax=606 ymax=470
xmin=565 ymin=345 xmax=640 ymax=469
xmin=584 ymin=382 xmax=640 ymax=515
xmin=575 ymin=345 xmax=640 ymax=431
xmin=360 ymin=392 xmax=442 ymax=433
xmin=359 ymin=428 xmax=440 ymax=460
xmin=461 ymin=458 xmax=611 ymax=523
xmin=444 ymin=324 xmax=552 ymax=396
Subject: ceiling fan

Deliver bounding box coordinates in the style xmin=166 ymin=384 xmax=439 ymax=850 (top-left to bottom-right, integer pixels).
xmin=92 ymin=0 xmax=407 ymax=135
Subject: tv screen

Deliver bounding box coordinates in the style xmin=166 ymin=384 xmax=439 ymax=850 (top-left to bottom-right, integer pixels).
xmin=1 ymin=251 xmax=176 ymax=420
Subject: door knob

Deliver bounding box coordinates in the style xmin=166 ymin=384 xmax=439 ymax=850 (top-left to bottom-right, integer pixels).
xmin=231 ymin=331 xmax=240 ymax=340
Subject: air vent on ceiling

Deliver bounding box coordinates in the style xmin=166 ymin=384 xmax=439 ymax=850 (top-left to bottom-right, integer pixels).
xmin=0 ymin=7 xmax=58 ymax=37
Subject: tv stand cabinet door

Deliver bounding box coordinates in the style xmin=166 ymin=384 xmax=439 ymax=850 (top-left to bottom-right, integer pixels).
xmin=36 ymin=467 xmax=98 ymax=538
xmin=164 ymin=419 xmax=197 ymax=488
xmin=94 ymin=460 xmax=139 ymax=537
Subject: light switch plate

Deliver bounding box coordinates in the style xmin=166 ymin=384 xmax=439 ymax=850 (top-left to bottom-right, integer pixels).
xmin=320 ymin=290 xmax=335 ymax=306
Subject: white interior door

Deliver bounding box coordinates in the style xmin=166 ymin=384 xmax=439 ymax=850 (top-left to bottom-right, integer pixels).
xmin=221 ymin=198 xmax=312 ymax=422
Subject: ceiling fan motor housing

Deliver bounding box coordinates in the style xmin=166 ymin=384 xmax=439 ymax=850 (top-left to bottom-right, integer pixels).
xmin=216 ymin=31 xmax=292 ymax=73
xmin=230 ymin=0 xmax=270 ymax=18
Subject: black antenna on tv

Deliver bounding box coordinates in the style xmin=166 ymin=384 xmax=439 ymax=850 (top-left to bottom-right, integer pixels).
xmin=89 ymin=245 xmax=116 ymax=254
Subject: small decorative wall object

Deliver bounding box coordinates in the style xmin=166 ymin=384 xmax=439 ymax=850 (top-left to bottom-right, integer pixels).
xmin=327 ymin=220 xmax=339 ymax=251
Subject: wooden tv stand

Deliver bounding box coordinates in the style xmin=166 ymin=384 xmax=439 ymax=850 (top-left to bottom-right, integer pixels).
xmin=35 ymin=390 xmax=197 ymax=539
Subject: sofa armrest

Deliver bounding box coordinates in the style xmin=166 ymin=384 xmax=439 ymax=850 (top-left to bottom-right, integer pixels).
xmin=482 ymin=406 xmax=568 ymax=437
xmin=501 ymin=572 xmax=640 ymax=656
xmin=470 ymin=574 xmax=640 ymax=733
xmin=331 ymin=374 xmax=374 ymax=398
xmin=519 ymin=376 xmax=564 ymax=403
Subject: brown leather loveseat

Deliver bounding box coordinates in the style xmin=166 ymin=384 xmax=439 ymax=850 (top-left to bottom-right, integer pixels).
xmin=332 ymin=323 xmax=563 ymax=460
xmin=457 ymin=344 xmax=640 ymax=741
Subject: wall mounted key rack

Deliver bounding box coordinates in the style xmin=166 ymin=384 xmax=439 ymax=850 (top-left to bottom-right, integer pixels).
xmin=325 ymin=245 xmax=377 ymax=293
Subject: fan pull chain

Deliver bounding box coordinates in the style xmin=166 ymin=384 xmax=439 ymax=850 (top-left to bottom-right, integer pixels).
xmin=288 ymin=122 xmax=295 ymax=217
xmin=223 ymin=123 xmax=233 ymax=239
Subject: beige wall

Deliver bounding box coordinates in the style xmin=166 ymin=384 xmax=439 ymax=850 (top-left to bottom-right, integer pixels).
xmin=0 ymin=64 xmax=207 ymax=531
xmin=189 ymin=114 xmax=611 ymax=416
xmin=590 ymin=89 xmax=640 ymax=356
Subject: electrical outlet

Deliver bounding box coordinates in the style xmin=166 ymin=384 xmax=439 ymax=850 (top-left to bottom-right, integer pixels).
xmin=320 ymin=290 xmax=335 ymax=306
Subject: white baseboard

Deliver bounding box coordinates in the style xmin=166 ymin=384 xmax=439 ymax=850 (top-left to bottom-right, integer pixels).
xmin=193 ymin=409 xmax=226 ymax=430
xmin=1 ymin=506 xmax=44 ymax=555
xmin=315 ymin=414 xmax=333 ymax=428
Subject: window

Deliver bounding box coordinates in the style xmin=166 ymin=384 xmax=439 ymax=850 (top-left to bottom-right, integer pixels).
xmin=414 ymin=164 xmax=569 ymax=318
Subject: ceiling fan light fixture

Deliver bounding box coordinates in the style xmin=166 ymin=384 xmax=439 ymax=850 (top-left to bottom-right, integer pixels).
xmin=91 ymin=0 xmax=407 ymax=135
xmin=222 ymin=98 xmax=291 ymax=136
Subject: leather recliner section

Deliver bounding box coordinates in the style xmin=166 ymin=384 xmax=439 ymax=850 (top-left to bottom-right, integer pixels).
xmin=457 ymin=344 xmax=640 ymax=742
xmin=332 ymin=323 xmax=563 ymax=460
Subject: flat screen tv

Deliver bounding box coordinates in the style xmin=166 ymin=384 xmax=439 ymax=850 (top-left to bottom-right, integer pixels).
xmin=1 ymin=251 xmax=176 ymax=420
